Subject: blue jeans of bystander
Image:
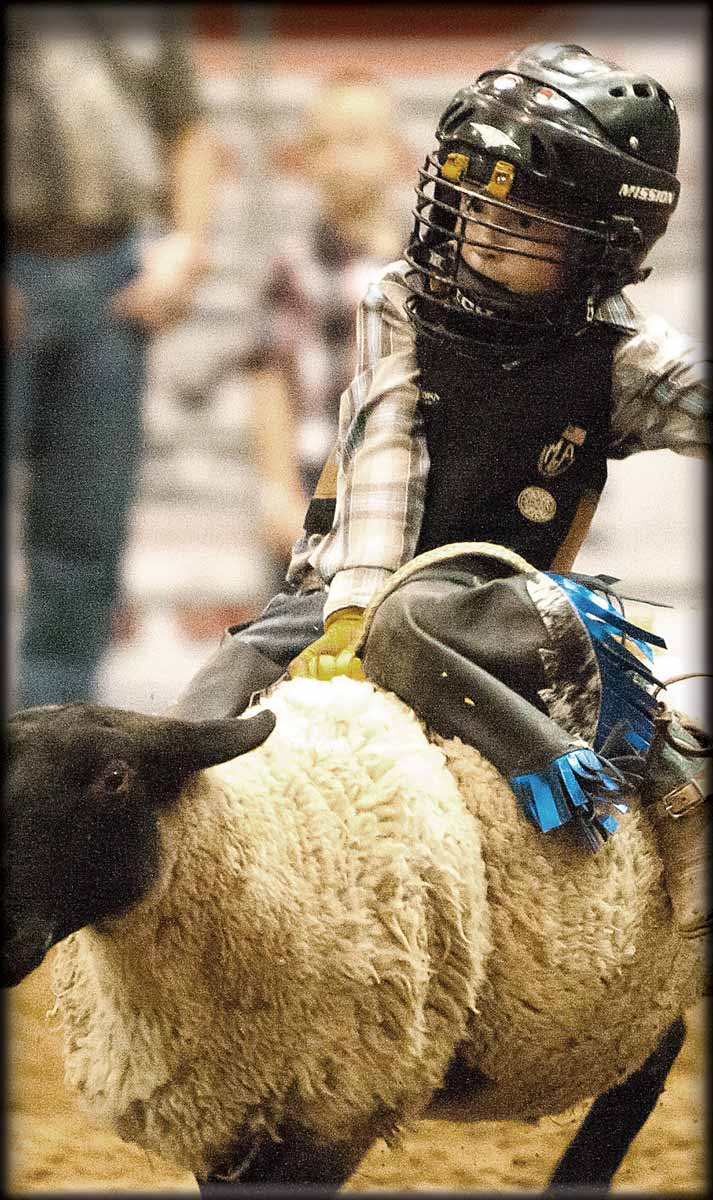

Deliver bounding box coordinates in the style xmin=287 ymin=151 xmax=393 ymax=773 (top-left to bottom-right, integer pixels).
xmin=8 ymin=234 xmax=147 ymax=708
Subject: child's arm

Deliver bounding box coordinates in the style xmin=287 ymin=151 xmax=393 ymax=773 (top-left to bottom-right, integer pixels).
xmin=289 ymin=265 xmax=430 ymax=679
xmin=315 ymin=267 xmax=430 ymax=614
xmin=608 ymin=299 xmax=709 ymax=458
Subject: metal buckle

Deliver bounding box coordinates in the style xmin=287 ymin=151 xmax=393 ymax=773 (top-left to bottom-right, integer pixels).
xmin=663 ymin=777 xmax=706 ymax=818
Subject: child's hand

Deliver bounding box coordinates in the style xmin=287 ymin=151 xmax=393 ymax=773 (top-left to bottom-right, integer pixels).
xmin=289 ymin=608 xmax=366 ymax=681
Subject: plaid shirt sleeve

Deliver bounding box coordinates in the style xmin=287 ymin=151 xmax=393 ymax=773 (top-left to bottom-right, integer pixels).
xmin=310 ymin=261 xmax=430 ymax=619
xmin=603 ymin=293 xmax=710 ymax=458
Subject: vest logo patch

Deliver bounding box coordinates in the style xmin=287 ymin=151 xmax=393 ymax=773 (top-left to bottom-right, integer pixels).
xmin=517 ymin=486 xmax=557 ymax=524
xmin=538 ymin=424 xmax=586 ymax=478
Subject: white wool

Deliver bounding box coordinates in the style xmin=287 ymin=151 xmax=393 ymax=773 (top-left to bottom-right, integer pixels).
xmin=49 ymin=677 xmax=705 ymax=1176
xmin=51 ymin=678 xmax=489 ymax=1176
xmin=427 ymin=734 xmax=703 ymax=1123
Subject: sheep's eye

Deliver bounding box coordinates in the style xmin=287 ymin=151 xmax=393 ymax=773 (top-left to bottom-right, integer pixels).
xmin=102 ymin=761 xmax=130 ymax=795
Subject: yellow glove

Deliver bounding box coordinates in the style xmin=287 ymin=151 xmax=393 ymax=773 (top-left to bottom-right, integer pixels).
xmin=289 ymin=607 xmax=366 ymax=681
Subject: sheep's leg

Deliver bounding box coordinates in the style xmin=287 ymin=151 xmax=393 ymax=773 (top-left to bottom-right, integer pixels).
xmin=545 ymin=1017 xmax=686 ymax=1192
xmin=197 ymin=1121 xmax=378 ymax=1193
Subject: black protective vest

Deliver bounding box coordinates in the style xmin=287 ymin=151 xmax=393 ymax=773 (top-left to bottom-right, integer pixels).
xmin=414 ymin=326 xmax=620 ymax=571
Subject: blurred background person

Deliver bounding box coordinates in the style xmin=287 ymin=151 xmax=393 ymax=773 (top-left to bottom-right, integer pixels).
xmin=6 ymin=3 xmax=218 ymax=710
xmin=239 ymin=72 xmax=413 ymax=588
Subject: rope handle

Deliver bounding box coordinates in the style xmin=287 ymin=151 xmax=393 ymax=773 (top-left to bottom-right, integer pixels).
xmin=651 ymin=672 xmax=712 ymax=758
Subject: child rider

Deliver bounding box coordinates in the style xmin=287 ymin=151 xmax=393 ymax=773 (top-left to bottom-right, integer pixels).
xmin=173 ymin=43 xmax=710 ymax=936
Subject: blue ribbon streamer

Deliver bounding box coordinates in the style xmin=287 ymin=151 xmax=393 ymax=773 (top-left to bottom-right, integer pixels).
xmin=508 ymin=576 xmax=667 ymax=852
xmin=511 ymin=746 xmax=631 ymax=852
xmin=548 ymin=574 xmax=665 ymax=755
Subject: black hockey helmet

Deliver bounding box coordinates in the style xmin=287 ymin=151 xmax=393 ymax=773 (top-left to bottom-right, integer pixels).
xmin=405 ymin=43 xmax=680 ymax=352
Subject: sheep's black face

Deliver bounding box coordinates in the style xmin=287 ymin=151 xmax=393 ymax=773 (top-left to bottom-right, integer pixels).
xmin=2 ymin=705 xmax=164 ymax=987
xmin=1 ymin=701 xmax=276 ymax=987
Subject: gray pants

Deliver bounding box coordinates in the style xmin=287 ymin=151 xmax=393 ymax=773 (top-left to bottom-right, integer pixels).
xmin=361 ymin=557 xmax=577 ymax=780
xmin=169 ymin=587 xmax=327 ymax=719
xmin=171 ymin=554 xmax=573 ymax=781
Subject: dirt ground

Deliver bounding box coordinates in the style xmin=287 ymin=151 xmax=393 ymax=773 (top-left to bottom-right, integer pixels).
xmin=5 ymin=954 xmax=706 ymax=1196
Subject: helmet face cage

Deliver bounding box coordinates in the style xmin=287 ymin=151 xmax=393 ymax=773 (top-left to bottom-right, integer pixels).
xmin=405 ymin=44 xmax=680 ymax=350
xmin=406 ymin=149 xmax=608 ymax=336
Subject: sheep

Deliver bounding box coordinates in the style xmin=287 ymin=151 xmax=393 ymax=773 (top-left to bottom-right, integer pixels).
xmin=2 ymin=676 xmax=705 ymax=1192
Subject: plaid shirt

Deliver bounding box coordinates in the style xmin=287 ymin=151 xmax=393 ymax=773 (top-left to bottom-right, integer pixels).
xmin=287 ymin=259 xmax=709 ymax=620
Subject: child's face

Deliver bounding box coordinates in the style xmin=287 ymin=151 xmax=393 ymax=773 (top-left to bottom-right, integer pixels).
xmin=458 ymin=190 xmax=572 ymax=295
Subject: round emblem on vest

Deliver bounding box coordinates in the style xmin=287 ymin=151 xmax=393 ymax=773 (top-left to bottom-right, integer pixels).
xmin=517 ymin=485 xmax=557 ymax=523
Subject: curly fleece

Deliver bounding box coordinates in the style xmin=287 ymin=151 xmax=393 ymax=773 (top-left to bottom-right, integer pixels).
xmin=427 ymin=734 xmax=703 ymax=1123
xmin=49 ymin=678 xmax=703 ymax=1176
xmin=50 ymin=678 xmax=489 ymax=1177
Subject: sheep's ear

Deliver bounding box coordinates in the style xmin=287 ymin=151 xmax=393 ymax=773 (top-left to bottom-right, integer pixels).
xmin=148 ymin=708 xmax=277 ymax=779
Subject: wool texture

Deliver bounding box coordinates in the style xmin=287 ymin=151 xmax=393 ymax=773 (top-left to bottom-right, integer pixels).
xmin=49 ymin=677 xmax=704 ymax=1175
xmin=428 ymin=733 xmax=703 ymax=1122
xmin=51 ymin=677 xmax=489 ymax=1176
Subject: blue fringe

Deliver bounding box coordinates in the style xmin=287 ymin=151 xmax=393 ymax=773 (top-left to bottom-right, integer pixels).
xmin=511 ymin=746 xmax=631 ymax=852
xmin=509 ymin=575 xmax=667 ymax=851
xmin=548 ymin=574 xmax=665 ymax=756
